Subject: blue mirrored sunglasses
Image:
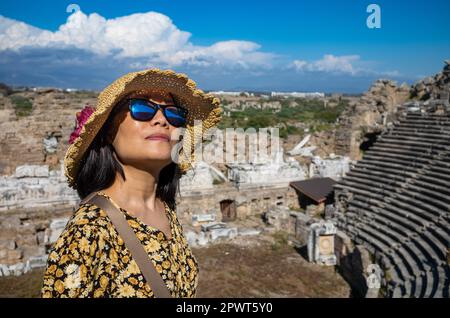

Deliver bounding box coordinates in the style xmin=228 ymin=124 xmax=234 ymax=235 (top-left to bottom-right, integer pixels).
xmin=127 ymin=98 xmax=188 ymax=128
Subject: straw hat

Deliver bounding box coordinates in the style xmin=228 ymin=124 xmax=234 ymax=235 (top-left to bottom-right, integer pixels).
xmin=63 ymin=68 xmax=222 ymax=189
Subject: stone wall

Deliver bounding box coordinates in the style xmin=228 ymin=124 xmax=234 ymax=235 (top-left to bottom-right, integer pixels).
xmin=0 ymin=162 xmax=80 ymax=276
xmin=0 ymin=89 xmax=97 ymax=175
xmin=0 ymin=206 xmax=73 ymax=276
xmin=1 ymin=163 xmax=79 ymax=212
xmin=176 ymin=183 xmax=300 ymax=225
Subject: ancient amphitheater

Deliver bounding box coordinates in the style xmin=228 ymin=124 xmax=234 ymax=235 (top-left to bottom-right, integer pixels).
xmin=334 ymin=64 xmax=450 ymax=297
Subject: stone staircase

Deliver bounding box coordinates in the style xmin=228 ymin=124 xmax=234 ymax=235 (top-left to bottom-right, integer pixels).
xmin=334 ymin=111 xmax=450 ymax=298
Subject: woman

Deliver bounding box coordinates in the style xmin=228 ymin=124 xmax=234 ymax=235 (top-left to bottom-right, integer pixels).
xmin=41 ymin=69 xmax=221 ymax=298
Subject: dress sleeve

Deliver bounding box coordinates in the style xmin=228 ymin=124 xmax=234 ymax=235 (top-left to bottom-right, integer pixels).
xmin=41 ymin=220 xmax=106 ymax=298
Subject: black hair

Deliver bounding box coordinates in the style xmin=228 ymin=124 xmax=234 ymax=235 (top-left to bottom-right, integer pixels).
xmin=75 ymin=98 xmax=183 ymax=210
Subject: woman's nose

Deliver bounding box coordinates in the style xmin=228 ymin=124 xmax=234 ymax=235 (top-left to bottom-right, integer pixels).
xmin=150 ymin=108 xmax=169 ymax=127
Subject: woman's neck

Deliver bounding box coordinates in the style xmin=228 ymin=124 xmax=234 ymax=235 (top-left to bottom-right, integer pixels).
xmin=101 ymin=165 xmax=162 ymax=217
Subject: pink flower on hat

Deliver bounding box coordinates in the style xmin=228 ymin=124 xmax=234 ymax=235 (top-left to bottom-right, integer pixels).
xmin=69 ymin=105 xmax=95 ymax=144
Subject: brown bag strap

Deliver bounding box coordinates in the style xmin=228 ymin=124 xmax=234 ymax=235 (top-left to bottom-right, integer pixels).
xmin=80 ymin=192 xmax=172 ymax=298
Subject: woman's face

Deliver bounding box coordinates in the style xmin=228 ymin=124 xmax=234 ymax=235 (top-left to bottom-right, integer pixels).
xmin=108 ymin=90 xmax=182 ymax=172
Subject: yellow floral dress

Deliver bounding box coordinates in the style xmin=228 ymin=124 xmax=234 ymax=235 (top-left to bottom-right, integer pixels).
xmin=41 ymin=192 xmax=199 ymax=298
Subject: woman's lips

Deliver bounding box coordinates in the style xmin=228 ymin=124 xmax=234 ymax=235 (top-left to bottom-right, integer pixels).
xmin=146 ymin=136 xmax=170 ymax=142
xmin=145 ymin=133 xmax=170 ymax=142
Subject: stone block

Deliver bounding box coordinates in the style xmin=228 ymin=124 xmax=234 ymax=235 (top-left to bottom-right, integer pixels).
xmin=16 ymin=234 xmax=38 ymax=246
xmin=210 ymin=227 xmax=238 ymax=241
xmin=7 ymin=249 xmax=23 ymax=262
xmin=49 ymin=217 xmax=70 ymax=243
xmin=191 ymin=213 xmax=216 ymax=225
xmin=14 ymin=165 xmax=49 ymax=178
xmin=0 ymin=264 xmax=10 ymax=276
xmin=237 ymin=228 xmax=261 ymax=236
xmin=9 ymin=262 xmax=25 ymax=276
xmin=27 ymin=255 xmax=48 ymax=269
xmin=0 ymin=239 xmax=16 ymax=250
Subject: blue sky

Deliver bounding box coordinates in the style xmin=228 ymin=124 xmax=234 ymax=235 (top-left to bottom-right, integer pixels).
xmin=0 ymin=0 xmax=449 ymax=93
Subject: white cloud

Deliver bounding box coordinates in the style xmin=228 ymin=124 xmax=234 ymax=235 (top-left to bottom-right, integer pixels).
xmin=156 ymin=40 xmax=275 ymax=68
xmin=0 ymin=11 xmax=273 ymax=69
xmin=291 ymin=54 xmax=401 ymax=78
xmin=0 ymin=15 xmax=53 ymax=50
xmin=292 ymin=54 xmax=360 ymax=75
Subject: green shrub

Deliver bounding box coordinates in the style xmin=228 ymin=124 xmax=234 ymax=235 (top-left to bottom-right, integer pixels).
xmin=215 ymin=98 xmax=348 ymax=136
xmin=10 ymin=95 xmax=33 ymax=117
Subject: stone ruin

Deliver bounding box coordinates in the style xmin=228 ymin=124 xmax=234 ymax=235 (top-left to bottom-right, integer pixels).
xmin=0 ymin=162 xmax=78 ymax=276
xmin=226 ymin=149 xmax=307 ymax=189
xmin=410 ymin=60 xmax=450 ymax=104
xmin=308 ymin=155 xmax=352 ymax=180
xmin=333 ymin=61 xmax=450 ymax=297
xmin=334 ymin=77 xmax=411 ymax=161
xmin=1 ymin=162 xmax=79 ymax=212
xmin=0 ymin=89 xmax=98 ymax=175
xmin=178 ymin=160 xmax=227 ymax=195
xmin=288 ymin=134 xmax=354 ymax=180
xmin=307 ymin=220 xmax=337 ymax=266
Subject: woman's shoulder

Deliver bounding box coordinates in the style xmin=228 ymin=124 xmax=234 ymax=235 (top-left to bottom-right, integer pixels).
xmin=71 ymin=202 xmax=110 ymax=227
xmin=49 ymin=203 xmax=114 ymax=254
xmin=59 ymin=202 xmax=114 ymax=242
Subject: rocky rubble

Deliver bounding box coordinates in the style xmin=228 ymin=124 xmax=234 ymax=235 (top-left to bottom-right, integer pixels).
xmin=410 ymin=60 xmax=450 ymax=103
xmin=334 ymin=78 xmax=410 ymax=160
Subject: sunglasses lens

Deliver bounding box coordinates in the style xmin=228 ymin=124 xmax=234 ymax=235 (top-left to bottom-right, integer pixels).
xmin=129 ymin=100 xmax=156 ymax=121
xmin=129 ymin=99 xmax=187 ymax=126
xmin=165 ymin=106 xmax=187 ymax=127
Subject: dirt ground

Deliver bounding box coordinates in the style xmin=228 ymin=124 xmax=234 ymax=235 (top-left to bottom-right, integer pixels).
xmin=0 ymin=266 xmax=44 ymax=298
xmin=0 ymin=231 xmax=350 ymax=298
xmin=193 ymin=232 xmax=350 ymax=298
